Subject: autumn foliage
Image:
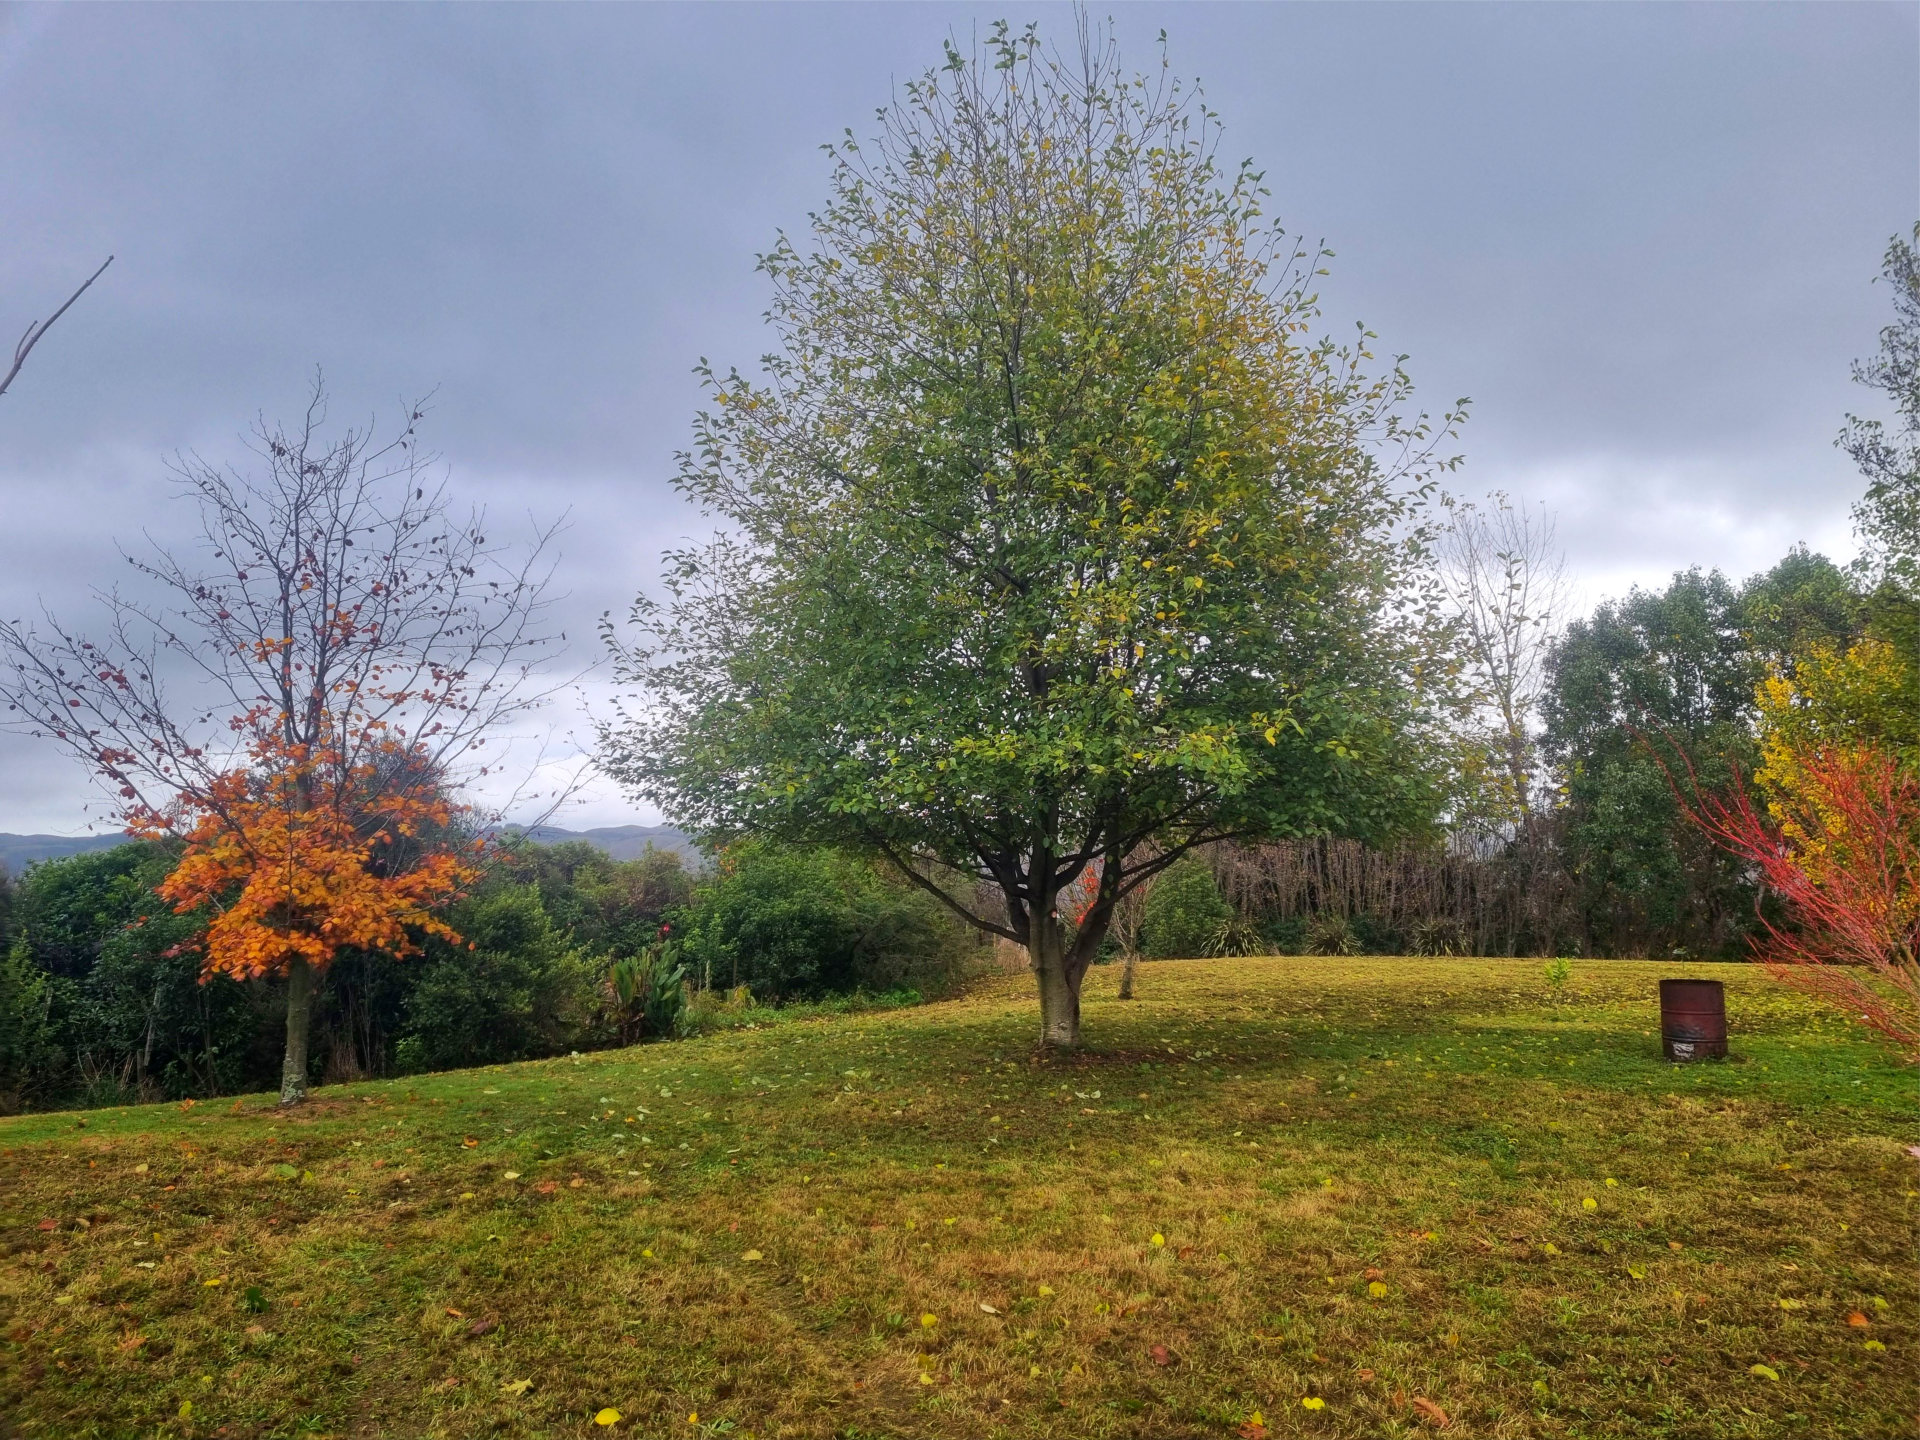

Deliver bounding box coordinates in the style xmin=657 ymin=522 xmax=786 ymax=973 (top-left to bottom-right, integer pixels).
xmin=130 ymin=731 xmax=477 ymax=984
xmin=1677 ymin=743 xmax=1919 ymax=1059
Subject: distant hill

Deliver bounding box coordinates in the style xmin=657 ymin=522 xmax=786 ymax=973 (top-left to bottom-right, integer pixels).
xmin=0 ymin=831 xmax=132 ymax=876
xmin=500 ymin=824 xmax=699 ymax=863
xmin=0 ymin=823 xmax=697 ymax=880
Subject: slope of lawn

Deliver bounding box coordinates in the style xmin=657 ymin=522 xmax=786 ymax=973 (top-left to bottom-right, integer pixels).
xmin=3 ymin=957 xmax=1913 ymax=1439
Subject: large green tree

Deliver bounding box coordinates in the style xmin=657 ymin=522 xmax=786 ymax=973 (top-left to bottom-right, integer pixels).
xmin=603 ymin=24 xmax=1459 ymax=1047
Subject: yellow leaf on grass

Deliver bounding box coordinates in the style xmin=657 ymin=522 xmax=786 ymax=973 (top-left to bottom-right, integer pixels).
xmin=1029 ymin=1365 xmax=1042 ymax=1377
xmin=979 ymin=1303 xmax=999 ymax=1315
xmin=920 ymin=1313 xmax=938 ymax=1328
xmin=1368 ymin=1281 xmax=1388 ymax=1299
xmin=1581 ymin=1197 xmax=1598 ymax=1212
xmin=202 ymin=1276 xmax=226 ymax=1287
xmin=1605 ymin=1177 xmax=1618 ymax=1187
xmin=503 ymin=1171 xmax=521 ymax=1180
xmin=1628 ymin=1266 xmax=1646 ymax=1280
xmin=1749 ymin=1364 xmax=1779 ymax=1381
xmin=594 ymin=1408 xmax=621 ymax=1426
xmin=741 ymin=1250 xmax=763 ymax=1262
xmin=501 ymin=1379 xmax=533 ymax=1396
xmin=1543 ymin=1243 xmax=1561 ymax=1255
xmin=1778 ymin=1298 xmax=1804 ymax=1311
xmin=687 ymin=1412 xmax=698 ymax=1424
xmin=1150 ymin=1232 xmax=1166 ymax=1247
xmin=1864 ymin=1340 xmax=1886 ymax=1351
xmin=1038 ymin=1285 xmax=1055 ymax=1297
xmin=918 ymin=1372 xmax=934 ymax=1386
xmin=1301 ymin=1396 xmax=1326 ymax=1409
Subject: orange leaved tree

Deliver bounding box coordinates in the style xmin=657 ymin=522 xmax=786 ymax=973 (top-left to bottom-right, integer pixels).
xmin=1 ymin=384 xmax=566 ymax=1101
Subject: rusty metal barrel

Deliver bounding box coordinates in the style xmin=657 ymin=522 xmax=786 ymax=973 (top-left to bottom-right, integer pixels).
xmin=1659 ymin=978 xmax=1727 ymax=1062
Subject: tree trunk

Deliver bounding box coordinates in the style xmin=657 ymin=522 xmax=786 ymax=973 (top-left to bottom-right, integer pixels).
xmin=280 ymin=955 xmax=312 ymax=1106
xmin=1117 ymin=949 xmax=1137 ymax=1000
xmin=1031 ymin=921 xmax=1080 ymax=1049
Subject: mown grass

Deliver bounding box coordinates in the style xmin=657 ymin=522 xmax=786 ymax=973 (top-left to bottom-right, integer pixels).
xmin=2 ymin=957 xmax=1913 ymax=1439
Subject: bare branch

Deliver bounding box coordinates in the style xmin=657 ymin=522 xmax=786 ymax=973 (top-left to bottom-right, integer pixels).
xmin=0 ymin=256 xmax=113 ymax=401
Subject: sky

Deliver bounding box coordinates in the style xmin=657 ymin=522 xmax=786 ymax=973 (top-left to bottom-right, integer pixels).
xmin=0 ymin=1 xmax=1914 ymax=834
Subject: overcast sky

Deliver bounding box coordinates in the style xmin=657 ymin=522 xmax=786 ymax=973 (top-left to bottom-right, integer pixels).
xmin=1 ymin=2 xmax=1914 ymax=834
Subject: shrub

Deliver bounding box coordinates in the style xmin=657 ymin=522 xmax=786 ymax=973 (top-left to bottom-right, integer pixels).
xmin=0 ymin=936 xmax=62 ymax=1112
xmin=1303 ymin=913 xmax=1360 ymax=956
xmin=608 ymin=942 xmax=688 ymax=1043
xmin=674 ymin=840 xmax=973 ymax=1002
xmin=1410 ymin=917 xmax=1469 ymax=957
xmin=1141 ymin=857 xmax=1234 ymax=958
xmin=394 ymin=885 xmax=596 ymax=1072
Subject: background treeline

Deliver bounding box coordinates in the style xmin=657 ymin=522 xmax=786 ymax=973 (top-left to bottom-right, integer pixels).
xmin=0 ymin=541 xmax=1896 ymax=1110
xmin=1129 ymin=544 xmax=1899 ymax=965
xmin=0 ymin=837 xmax=980 ymax=1111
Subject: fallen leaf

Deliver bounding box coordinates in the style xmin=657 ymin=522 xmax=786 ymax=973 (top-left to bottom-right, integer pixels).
xmin=1150 ymin=1232 xmax=1165 ymax=1247
xmin=503 ymin=1171 xmax=521 ymax=1180
xmin=462 ymin=1138 xmax=478 ymax=1149
xmin=921 ymin=1313 xmax=938 ymax=1328
xmin=1749 ymin=1364 xmax=1780 ymax=1381
xmin=1177 ymin=1245 xmax=1195 ymax=1259
xmin=117 ymin=1332 xmax=146 ymax=1353
xmin=36 ymin=1218 xmax=55 ymax=1232
xmin=1365 ymin=1267 xmax=1385 ymax=1281
xmin=1542 ymin=1243 xmax=1561 ymax=1255
xmin=978 ymin=1302 xmax=999 ymax=1315
xmin=594 ymin=1408 xmax=621 ymax=1426
xmin=1368 ymin=1281 xmax=1388 ymax=1299
xmin=1581 ymin=1197 xmax=1598 ymax=1211
xmin=1148 ymin=1344 xmax=1173 ymax=1367
xmin=1237 ymin=1412 xmax=1268 ymax=1439
xmin=445 ymin=1307 xmax=465 ymax=1318
xmin=1777 ymin=1298 xmax=1804 ymax=1311
xmin=1357 ymin=1368 xmax=1376 ymax=1381
xmin=501 ymin=1378 xmax=533 ymax=1396
xmin=1628 ymin=1266 xmax=1646 ymax=1280
xmin=534 ymin=1181 xmax=558 ymax=1195
xmin=202 ymin=1276 xmax=226 ymax=1288
xmin=1301 ymin=1396 xmax=1325 ymax=1410
xmin=1037 ymin=1285 xmax=1055 ymax=1297
xmin=569 ymin=1177 xmax=585 ymax=1189
xmin=467 ymin=1319 xmax=498 ymax=1338
xmin=917 ymin=1372 xmax=934 ymax=1385
xmin=741 ymin=1250 xmax=763 ymax=1262
xmin=1411 ymin=1396 xmax=1450 ymax=1427
xmin=1865 ymin=1339 xmax=1887 ymax=1351
xmin=1669 ymin=1241 xmax=1683 ymax=1251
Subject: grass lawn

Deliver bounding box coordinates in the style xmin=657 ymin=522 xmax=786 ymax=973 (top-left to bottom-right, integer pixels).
xmin=3 ymin=956 xmax=1913 ymax=1439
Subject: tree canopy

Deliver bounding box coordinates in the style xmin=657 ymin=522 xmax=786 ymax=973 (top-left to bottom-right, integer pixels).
xmin=604 ymin=23 xmax=1461 ymax=1047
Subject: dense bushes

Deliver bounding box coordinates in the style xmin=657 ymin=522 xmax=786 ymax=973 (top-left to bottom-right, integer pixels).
xmin=1140 ymin=857 xmax=1232 ymax=959
xmin=674 ymin=840 xmax=977 ymax=1001
xmin=0 ymin=839 xmax=686 ymax=1110
xmin=0 ymin=833 xmax=980 ymax=1110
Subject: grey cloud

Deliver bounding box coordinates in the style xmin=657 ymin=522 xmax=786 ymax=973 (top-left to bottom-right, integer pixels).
xmin=1 ymin=1 xmax=1912 ymax=830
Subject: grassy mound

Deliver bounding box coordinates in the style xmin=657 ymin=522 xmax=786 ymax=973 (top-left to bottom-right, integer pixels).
xmin=3 ymin=957 xmax=1913 ymax=1437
